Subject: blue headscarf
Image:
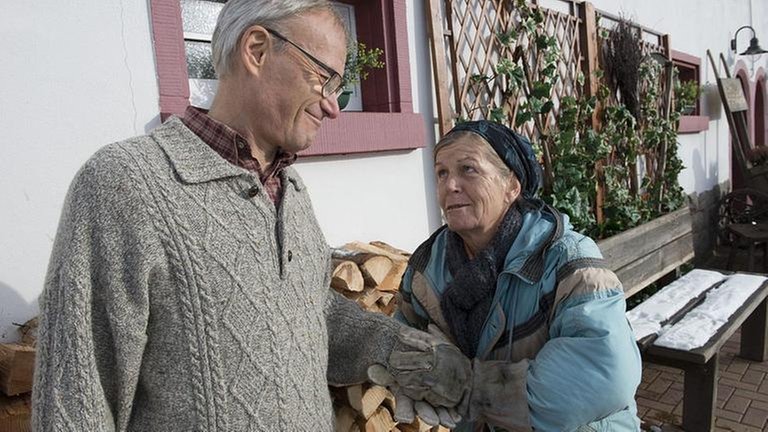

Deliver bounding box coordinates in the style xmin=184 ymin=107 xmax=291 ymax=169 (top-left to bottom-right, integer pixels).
xmin=447 ymin=120 xmax=543 ymax=199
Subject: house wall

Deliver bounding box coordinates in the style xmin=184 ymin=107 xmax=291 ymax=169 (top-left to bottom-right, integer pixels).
xmin=587 ymin=0 xmax=768 ymax=194
xmin=0 ymin=0 xmax=439 ymax=341
xmin=2 ymin=0 xmax=767 ymax=341
xmin=0 ymin=1 xmax=162 ymax=340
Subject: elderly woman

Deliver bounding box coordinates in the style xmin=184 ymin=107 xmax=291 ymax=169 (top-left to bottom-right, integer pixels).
xmin=393 ymin=121 xmax=642 ymax=431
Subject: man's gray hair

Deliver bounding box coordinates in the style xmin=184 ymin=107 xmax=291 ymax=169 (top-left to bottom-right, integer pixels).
xmin=212 ymin=0 xmax=343 ymax=78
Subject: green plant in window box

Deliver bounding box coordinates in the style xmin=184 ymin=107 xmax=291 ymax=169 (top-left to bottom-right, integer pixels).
xmin=338 ymin=42 xmax=384 ymax=110
xmin=675 ymin=79 xmax=700 ymax=115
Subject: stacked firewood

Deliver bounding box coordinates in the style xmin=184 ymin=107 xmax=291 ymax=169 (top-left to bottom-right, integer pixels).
xmin=329 ymin=241 xmax=450 ymax=432
xmin=0 ymin=318 xmax=37 ymax=432
xmin=330 ymin=241 xmax=412 ymax=316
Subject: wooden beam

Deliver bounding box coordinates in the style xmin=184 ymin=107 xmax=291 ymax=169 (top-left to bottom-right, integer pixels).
xmin=426 ymin=0 xmax=455 ymax=135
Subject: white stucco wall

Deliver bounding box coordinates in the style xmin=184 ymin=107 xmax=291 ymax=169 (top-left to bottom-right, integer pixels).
xmin=2 ymin=0 xmax=765 ymax=341
xmin=0 ymin=0 xmax=441 ymax=342
xmin=0 ymin=0 xmax=161 ymax=341
xmin=586 ymin=0 xmax=768 ymax=194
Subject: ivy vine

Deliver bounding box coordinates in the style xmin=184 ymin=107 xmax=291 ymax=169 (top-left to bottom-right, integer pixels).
xmin=458 ymin=5 xmax=688 ymax=239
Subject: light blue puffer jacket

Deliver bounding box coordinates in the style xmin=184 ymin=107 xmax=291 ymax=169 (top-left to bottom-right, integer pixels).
xmin=396 ymin=206 xmax=642 ymax=432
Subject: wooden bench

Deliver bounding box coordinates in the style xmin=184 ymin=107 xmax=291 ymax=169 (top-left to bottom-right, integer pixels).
xmin=596 ymin=206 xmax=768 ymax=432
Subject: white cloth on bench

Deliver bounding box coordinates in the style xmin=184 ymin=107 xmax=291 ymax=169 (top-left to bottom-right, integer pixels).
xmin=653 ymin=273 xmax=767 ymax=350
xmin=626 ymin=269 xmax=727 ymax=341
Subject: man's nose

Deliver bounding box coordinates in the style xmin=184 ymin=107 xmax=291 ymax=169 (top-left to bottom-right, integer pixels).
xmin=320 ymin=93 xmax=341 ymax=119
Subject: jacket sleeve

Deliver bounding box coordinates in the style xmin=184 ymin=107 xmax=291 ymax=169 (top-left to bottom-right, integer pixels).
xmin=472 ymin=266 xmax=641 ymax=431
xmin=33 ymin=147 xmax=159 ymax=432
xmin=325 ymin=277 xmax=404 ymax=386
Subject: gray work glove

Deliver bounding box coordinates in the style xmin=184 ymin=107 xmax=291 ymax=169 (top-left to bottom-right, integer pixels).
xmin=461 ymin=359 xmax=531 ymax=428
xmin=387 ymin=324 xmax=472 ymax=407
xmin=368 ymin=365 xmax=461 ymax=428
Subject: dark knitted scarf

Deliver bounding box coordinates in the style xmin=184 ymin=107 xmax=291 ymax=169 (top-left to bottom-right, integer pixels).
xmin=440 ymin=204 xmax=524 ymax=358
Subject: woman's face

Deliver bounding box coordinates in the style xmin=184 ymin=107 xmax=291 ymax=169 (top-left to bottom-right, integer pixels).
xmin=435 ymin=136 xmax=521 ymax=241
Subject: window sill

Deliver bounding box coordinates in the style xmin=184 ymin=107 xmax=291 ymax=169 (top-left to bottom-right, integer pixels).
xmin=301 ymin=112 xmax=426 ymax=156
xmin=678 ymin=115 xmax=710 ymax=134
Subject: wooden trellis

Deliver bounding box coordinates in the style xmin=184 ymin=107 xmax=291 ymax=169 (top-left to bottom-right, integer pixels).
xmin=426 ymin=0 xmax=676 ymax=226
xmin=426 ymin=0 xmax=587 ymax=138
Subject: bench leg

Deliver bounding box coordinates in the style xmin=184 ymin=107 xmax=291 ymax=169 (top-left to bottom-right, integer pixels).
xmin=741 ymin=298 xmax=768 ymax=362
xmin=682 ymin=355 xmax=718 ymax=432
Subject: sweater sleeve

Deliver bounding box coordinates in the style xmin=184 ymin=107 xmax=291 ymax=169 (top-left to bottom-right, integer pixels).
xmin=33 ymin=146 xmax=160 ymax=432
xmin=325 ymin=288 xmax=404 ymax=386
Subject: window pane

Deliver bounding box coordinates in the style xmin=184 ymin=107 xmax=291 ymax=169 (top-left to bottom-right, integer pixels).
xmin=185 ymin=41 xmax=216 ymax=79
xmin=181 ymin=0 xmax=225 ymax=36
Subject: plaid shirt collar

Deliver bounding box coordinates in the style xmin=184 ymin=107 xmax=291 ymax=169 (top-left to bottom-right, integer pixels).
xmin=180 ymin=106 xmax=297 ymax=204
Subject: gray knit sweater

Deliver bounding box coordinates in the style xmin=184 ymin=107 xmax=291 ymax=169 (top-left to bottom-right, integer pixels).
xmin=33 ymin=118 xmax=402 ymax=431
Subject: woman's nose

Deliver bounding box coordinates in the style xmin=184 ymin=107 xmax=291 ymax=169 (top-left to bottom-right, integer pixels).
xmin=445 ymin=175 xmax=461 ymax=192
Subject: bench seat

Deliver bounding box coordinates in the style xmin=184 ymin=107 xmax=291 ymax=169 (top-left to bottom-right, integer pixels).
xmin=598 ymin=207 xmax=768 ymax=432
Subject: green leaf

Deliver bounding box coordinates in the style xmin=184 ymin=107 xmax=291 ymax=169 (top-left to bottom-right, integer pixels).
xmin=489 ymin=107 xmax=505 ymax=123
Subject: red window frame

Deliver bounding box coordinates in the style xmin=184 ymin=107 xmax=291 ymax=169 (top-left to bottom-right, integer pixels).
xmin=149 ymin=0 xmax=425 ymax=156
xmin=671 ymin=49 xmax=709 ymax=134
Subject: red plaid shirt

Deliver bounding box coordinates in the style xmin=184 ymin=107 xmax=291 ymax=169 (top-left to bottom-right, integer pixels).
xmin=180 ymin=106 xmax=297 ymax=204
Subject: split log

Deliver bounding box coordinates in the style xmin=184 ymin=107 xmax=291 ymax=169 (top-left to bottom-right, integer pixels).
xmin=398 ymin=418 xmax=433 ymax=432
xmin=346 ymin=385 xmax=364 ymax=412
xmin=331 ymin=260 xmax=365 ymax=293
xmin=335 ymin=405 xmax=358 ymax=432
xmin=369 ymin=241 xmax=411 ymax=260
xmin=377 ymin=261 xmax=408 ymax=292
xmin=0 ymin=344 xmax=35 ymax=396
xmin=378 ymin=293 xmax=395 ymax=307
xmin=360 ymin=385 xmax=390 ymax=419
xmin=0 ymin=393 xmax=31 ymax=432
xmin=343 ymin=242 xmax=409 ymax=263
xmin=358 ymin=256 xmax=393 ymax=288
xmin=17 ymin=319 xmax=37 ymax=348
xmin=358 ymin=288 xmax=383 ymax=310
xmin=364 ymin=406 xmax=396 ymax=432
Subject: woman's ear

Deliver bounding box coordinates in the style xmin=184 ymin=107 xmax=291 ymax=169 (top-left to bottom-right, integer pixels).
xmin=505 ymin=176 xmax=522 ymax=204
xmin=239 ymin=25 xmax=270 ymax=77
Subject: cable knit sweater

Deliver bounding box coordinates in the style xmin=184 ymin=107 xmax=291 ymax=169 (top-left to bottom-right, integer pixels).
xmin=33 ymin=117 xmax=401 ymax=431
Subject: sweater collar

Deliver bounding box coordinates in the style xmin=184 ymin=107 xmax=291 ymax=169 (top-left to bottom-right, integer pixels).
xmin=151 ymin=116 xmax=305 ymax=191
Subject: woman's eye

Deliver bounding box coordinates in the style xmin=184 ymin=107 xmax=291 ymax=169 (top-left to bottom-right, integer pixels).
xmin=463 ymin=165 xmax=477 ymax=174
xmin=436 ymin=169 xmax=447 ymax=179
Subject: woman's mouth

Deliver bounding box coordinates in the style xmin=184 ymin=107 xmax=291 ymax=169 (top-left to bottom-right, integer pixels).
xmin=446 ymin=204 xmax=469 ymax=211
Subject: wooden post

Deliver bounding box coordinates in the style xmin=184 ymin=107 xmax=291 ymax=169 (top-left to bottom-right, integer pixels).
xmin=577 ymin=1 xmax=599 ymax=125
xmin=425 ymin=0 xmax=455 ymax=136
xmin=741 ymin=298 xmax=768 ymax=362
xmin=656 ymin=34 xmax=674 ymax=211
xmin=577 ymin=1 xmax=604 ymax=225
xmin=682 ymin=355 xmax=718 ymax=432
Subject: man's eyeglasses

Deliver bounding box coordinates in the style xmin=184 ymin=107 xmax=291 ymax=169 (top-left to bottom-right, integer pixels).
xmin=265 ymin=28 xmax=344 ymax=99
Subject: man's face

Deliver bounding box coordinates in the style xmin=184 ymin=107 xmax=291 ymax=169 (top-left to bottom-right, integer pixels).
xmin=258 ymin=10 xmax=347 ymax=154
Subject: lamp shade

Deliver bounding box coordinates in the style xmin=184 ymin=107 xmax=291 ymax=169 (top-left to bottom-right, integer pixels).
xmin=741 ymin=37 xmax=768 ymax=55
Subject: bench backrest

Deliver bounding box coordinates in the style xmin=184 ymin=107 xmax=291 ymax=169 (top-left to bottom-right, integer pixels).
xmin=596 ymin=207 xmax=694 ymax=298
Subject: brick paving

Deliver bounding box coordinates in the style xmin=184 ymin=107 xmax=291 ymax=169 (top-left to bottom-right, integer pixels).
xmin=637 ymin=330 xmax=768 ymax=431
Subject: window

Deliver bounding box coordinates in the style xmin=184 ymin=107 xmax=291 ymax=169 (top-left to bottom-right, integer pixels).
xmin=149 ymin=0 xmax=425 ymax=155
xmin=671 ymin=49 xmax=709 ymax=134
xmin=180 ymin=0 xmax=224 ymax=108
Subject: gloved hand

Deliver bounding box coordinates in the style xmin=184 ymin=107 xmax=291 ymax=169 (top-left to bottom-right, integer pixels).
xmin=368 ymin=364 xmax=461 ymax=428
xmin=461 ymin=359 xmax=530 ymax=428
xmin=387 ymin=324 xmax=472 ymax=407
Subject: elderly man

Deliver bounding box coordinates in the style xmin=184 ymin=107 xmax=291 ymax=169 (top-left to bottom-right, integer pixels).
xmin=33 ymin=1 xmax=425 ymax=430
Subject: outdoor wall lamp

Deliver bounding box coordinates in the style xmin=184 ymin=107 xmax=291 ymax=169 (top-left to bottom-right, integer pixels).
xmin=731 ymin=25 xmax=768 ymax=56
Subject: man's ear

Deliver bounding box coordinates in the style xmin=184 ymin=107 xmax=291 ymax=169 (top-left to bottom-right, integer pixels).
xmin=239 ymin=25 xmax=270 ymax=77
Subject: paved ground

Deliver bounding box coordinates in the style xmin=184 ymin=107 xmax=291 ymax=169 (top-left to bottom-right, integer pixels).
xmin=637 ymin=331 xmax=768 ymax=431
xmin=636 ymin=246 xmax=768 ymax=431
